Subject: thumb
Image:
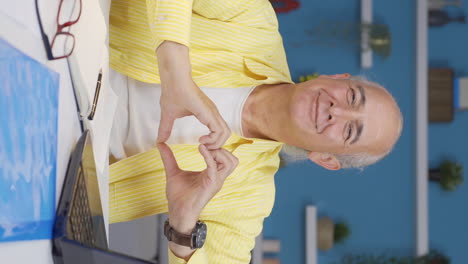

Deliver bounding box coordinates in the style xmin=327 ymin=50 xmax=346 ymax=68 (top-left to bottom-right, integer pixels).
xmin=157 ymin=112 xmax=175 ymax=143
xmin=157 ymin=143 xmax=180 ymax=174
xmin=198 ymin=144 xmax=217 ymax=177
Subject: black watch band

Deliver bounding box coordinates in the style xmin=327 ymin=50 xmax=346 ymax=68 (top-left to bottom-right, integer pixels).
xmin=164 ymin=219 xmax=207 ymax=249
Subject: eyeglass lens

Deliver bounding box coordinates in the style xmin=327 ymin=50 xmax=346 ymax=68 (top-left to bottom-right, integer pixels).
xmin=58 ymin=0 xmax=82 ymax=26
xmin=50 ymin=0 xmax=81 ymax=58
xmin=51 ymin=33 xmax=75 ymax=59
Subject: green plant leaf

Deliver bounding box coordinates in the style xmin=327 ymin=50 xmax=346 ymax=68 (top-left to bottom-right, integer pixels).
xmin=334 ymin=221 xmax=351 ymax=244
xmin=439 ymin=160 xmax=463 ymax=191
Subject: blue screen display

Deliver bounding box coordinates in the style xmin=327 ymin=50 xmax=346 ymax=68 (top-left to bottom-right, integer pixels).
xmin=0 ymin=38 xmax=59 ymax=242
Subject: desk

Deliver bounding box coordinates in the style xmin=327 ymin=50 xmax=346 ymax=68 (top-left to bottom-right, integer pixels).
xmin=0 ymin=0 xmax=112 ymax=262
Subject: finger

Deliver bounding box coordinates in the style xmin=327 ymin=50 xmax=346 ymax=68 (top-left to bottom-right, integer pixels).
xmin=211 ymin=148 xmax=238 ymax=178
xmin=199 ymin=119 xmax=230 ymax=150
xmin=199 ymin=132 xmax=228 ymax=150
xmin=184 ymin=92 xmax=229 ymax=149
xmin=157 ymin=143 xmax=180 ymax=174
xmin=208 ymin=149 xmax=229 ymax=175
xmin=189 ymin=101 xmax=229 ymax=149
xmin=199 ymin=144 xmax=217 ymax=176
xmin=227 ymin=149 xmax=239 ymax=169
xmin=157 ymin=112 xmax=175 ymax=143
xmin=220 ymin=149 xmax=238 ymax=175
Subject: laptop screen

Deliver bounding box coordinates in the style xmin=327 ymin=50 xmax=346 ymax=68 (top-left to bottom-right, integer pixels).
xmin=54 ymin=130 xmax=106 ymax=248
xmin=53 ymin=131 xmax=155 ymax=264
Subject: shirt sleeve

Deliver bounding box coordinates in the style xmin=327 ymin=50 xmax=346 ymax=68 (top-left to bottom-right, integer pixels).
xmin=146 ymin=0 xmax=194 ymax=50
xmin=168 ymin=248 xmax=207 ymax=264
xmin=168 ymin=208 xmax=264 ymax=264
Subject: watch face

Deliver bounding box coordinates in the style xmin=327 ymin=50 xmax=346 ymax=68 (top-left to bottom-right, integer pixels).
xmin=192 ymin=221 xmax=207 ymax=249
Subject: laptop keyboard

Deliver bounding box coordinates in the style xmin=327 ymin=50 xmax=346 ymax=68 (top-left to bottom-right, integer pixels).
xmin=69 ymin=166 xmax=97 ymax=247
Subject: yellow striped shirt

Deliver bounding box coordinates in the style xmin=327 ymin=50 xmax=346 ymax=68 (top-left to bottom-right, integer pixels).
xmin=110 ymin=135 xmax=283 ymax=264
xmin=109 ymin=0 xmax=292 ymax=87
xmin=109 ymin=0 xmax=292 ymax=263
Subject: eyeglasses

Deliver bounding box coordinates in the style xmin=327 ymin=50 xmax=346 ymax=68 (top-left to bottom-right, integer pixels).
xmin=35 ymin=0 xmax=82 ymax=60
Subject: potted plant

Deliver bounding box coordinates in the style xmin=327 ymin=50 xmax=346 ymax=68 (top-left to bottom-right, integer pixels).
xmin=317 ymin=217 xmax=351 ymax=251
xmin=429 ymin=160 xmax=463 ymax=191
xmin=366 ymin=23 xmax=391 ymax=59
xmin=338 ymin=249 xmax=450 ymax=264
xmin=419 ymin=250 xmax=451 ymax=264
xmin=334 ymin=221 xmax=351 ymax=244
xmin=298 ymin=73 xmax=319 ymax=82
xmin=303 ymin=21 xmax=392 ymax=60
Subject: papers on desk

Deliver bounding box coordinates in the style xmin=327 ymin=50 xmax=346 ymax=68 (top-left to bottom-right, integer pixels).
xmin=68 ymin=0 xmax=107 ymax=117
xmin=68 ymin=0 xmax=117 ymax=175
xmin=0 ymin=0 xmax=115 ymax=241
xmin=0 ymin=38 xmax=59 ymax=242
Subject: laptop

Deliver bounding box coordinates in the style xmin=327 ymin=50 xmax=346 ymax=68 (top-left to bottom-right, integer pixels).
xmin=52 ymin=130 xmax=156 ymax=264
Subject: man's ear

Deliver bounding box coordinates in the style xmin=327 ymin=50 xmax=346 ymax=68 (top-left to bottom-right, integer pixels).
xmin=319 ymin=73 xmax=350 ymax=80
xmin=308 ymin=152 xmax=341 ymax=171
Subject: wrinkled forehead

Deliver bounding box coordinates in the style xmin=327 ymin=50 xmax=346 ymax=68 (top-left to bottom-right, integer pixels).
xmin=357 ymin=82 xmax=401 ymax=155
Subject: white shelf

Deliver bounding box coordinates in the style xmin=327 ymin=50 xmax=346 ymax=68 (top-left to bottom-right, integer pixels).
xmin=361 ymin=0 xmax=373 ymax=68
xmin=252 ymin=206 xmax=317 ymax=264
xmin=251 ymin=234 xmax=263 ymax=264
xmin=416 ymin=0 xmax=429 ymax=257
xmin=306 ymin=206 xmax=317 ymax=264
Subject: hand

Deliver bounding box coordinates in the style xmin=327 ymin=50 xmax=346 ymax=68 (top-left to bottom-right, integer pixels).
xmin=156 ymin=41 xmax=231 ymax=149
xmin=157 ymin=81 xmax=231 ymax=149
xmin=157 ymin=143 xmax=239 ymax=233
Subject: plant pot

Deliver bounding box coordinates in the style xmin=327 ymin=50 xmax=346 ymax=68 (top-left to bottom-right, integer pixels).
xmin=428 ymin=161 xmax=464 ymax=191
xmin=429 ymin=168 xmax=442 ymax=182
xmin=317 ymin=217 xmax=334 ymax=251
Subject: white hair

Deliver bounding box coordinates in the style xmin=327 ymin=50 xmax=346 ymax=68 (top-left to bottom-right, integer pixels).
xmin=279 ymin=144 xmax=388 ymax=170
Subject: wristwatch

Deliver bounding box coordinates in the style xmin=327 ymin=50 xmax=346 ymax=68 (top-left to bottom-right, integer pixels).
xmin=164 ymin=219 xmax=207 ymax=249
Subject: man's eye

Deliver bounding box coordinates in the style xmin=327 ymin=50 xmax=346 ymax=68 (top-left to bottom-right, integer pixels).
xmin=351 ymin=88 xmax=356 ymax=105
xmin=346 ymin=125 xmax=353 ymax=141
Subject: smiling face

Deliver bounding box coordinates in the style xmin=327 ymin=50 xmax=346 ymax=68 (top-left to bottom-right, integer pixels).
xmin=286 ymin=74 xmax=402 ymax=165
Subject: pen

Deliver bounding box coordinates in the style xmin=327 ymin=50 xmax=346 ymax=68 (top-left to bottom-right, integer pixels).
xmin=88 ymin=69 xmax=103 ymax=120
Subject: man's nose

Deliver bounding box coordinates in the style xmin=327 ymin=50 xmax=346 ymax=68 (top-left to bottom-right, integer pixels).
xmin=327 ymin=103 xmax=359 ymax=122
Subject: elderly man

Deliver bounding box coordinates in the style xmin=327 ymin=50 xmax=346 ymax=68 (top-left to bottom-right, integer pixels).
xmin=108 ymin=0 xmax=402 ymax=263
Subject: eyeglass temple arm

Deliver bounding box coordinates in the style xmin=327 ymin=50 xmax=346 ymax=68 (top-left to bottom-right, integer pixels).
xmin=35 ymin=0 xmax=55 ymax=60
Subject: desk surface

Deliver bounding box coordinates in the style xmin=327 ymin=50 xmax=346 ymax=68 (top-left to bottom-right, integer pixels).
xmin=0 ymin=0 xmax=111 ymax=262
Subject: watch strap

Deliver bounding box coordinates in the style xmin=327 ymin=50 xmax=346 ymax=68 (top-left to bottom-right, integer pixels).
xmin=164 ymin=219 xmax=193 ymax=248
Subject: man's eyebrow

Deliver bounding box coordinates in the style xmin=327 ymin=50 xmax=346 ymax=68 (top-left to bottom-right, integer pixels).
xmin=357 ymin=84 xmax=366 ymax=107
xmin=350 ymin=121 xmax=363 ymax=145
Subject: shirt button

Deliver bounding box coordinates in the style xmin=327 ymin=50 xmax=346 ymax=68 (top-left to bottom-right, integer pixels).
xmin=157 ymin=15 xmax=165 ymax=21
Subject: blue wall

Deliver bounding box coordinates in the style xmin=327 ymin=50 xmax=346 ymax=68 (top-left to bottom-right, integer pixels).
xmin=428 ymin=3 xmax=468 ymax=263
xmin=263 ymin=1 xmax=467 ymax=263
